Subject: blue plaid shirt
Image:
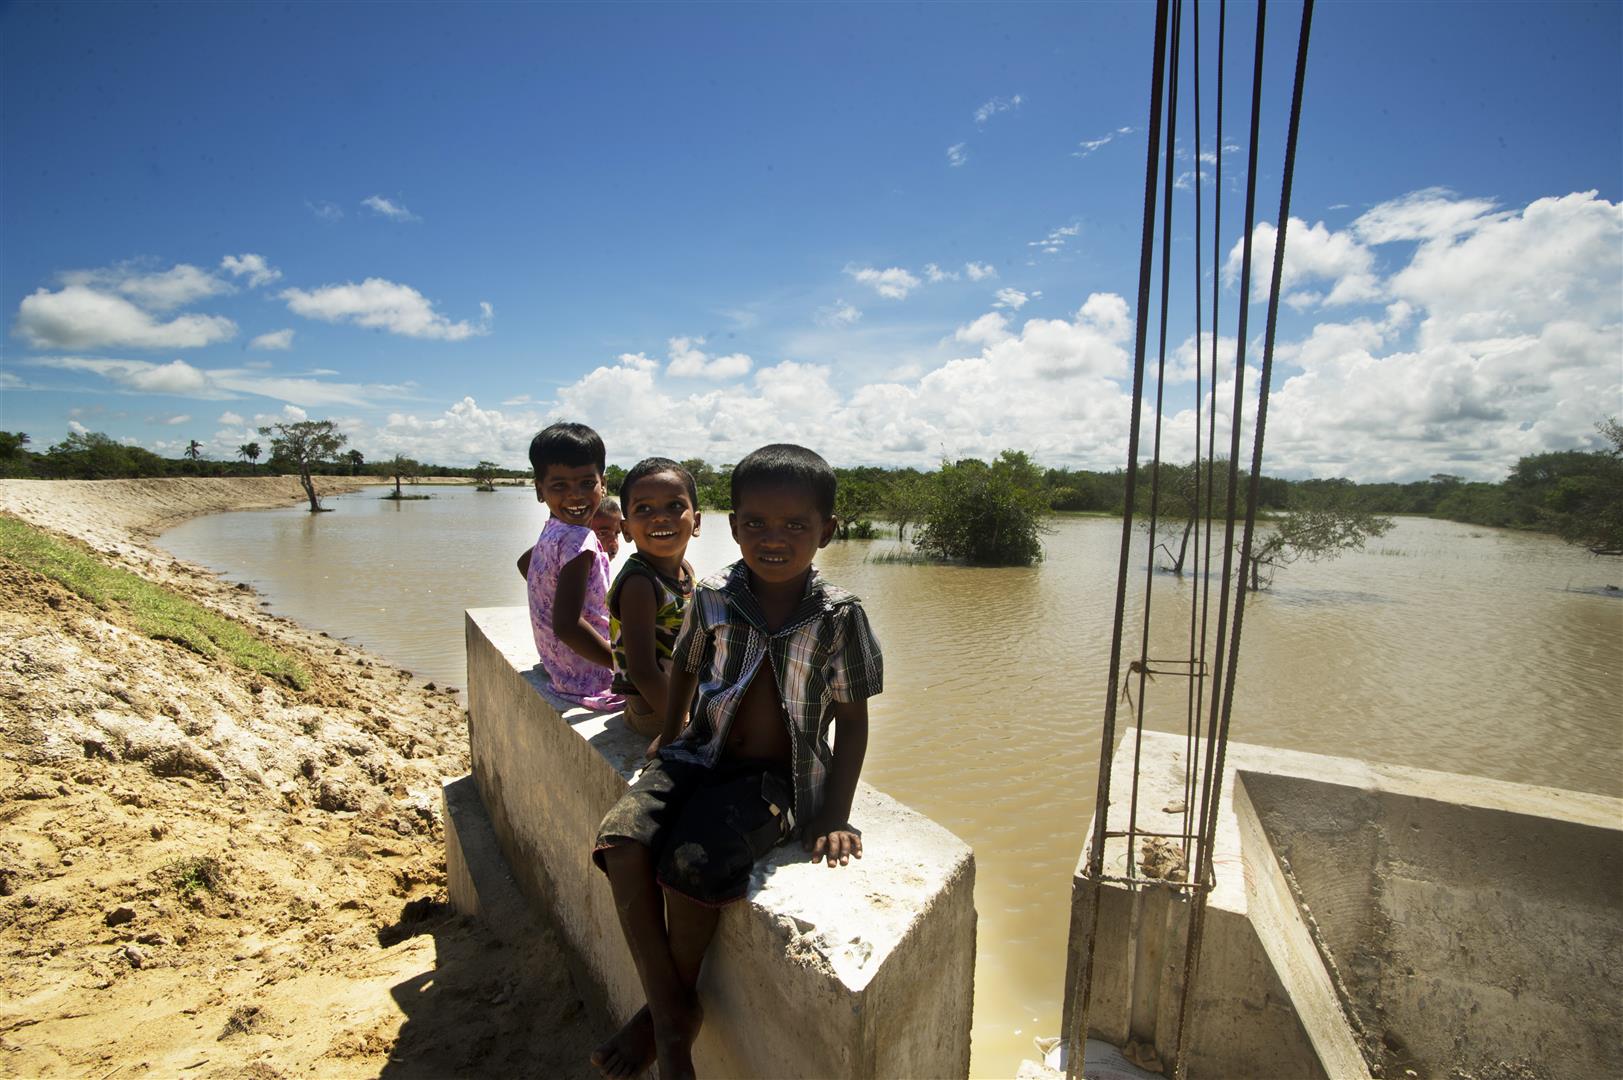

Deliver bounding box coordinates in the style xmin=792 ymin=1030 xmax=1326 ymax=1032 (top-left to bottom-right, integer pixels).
xmin=663 ymin=560 xmax=883 ymax=831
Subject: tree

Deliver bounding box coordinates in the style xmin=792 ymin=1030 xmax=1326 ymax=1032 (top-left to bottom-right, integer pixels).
xmin=259 ymin=420 xmax=346 ymax=512
xmin=915 ymin=451 xmax=1049 ymax=566
xmin=1542 ymin=418 xmax=1623 ymax=556
xmin=1243 ymin=498 xmax=1394 ymax=591
xmin=238 ymin=442 xmax=261 ymax=471
xmin=383 ymin=455 xmax=421 ymax=499
xmin=884 ymin=472 xmax=931 ymax=541
xmin=473 ymin=460 xmax=499 ymax=492
xmin=185 ymin=439 xmax=203 ymax=461
xmin=344 ymin=449 xmax=366 ymax=476
xmin=0 ymin=432 xmax=30 ymax=458
xmin=833 ymin=476 xmax=882 ymax=540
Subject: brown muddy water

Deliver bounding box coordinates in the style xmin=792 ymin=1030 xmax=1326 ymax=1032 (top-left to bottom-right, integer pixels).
xmin=160 ymin=484 xmax=1623 ymax=1077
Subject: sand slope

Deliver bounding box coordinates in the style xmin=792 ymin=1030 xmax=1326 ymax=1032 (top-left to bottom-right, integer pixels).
xmin=0 ymin=478 xmax=598 ymax=1078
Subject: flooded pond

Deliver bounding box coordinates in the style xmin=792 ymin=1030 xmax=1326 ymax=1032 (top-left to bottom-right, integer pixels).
xmin=160 ymin=484 xmax=1623 ymax=1076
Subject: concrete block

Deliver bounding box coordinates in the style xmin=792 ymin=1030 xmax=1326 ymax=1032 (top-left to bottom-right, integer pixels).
xmin=1063 ymin=731 xmax=1623 ymax=1080
xmin=462 ymin=606 xmax=977 ymax=1079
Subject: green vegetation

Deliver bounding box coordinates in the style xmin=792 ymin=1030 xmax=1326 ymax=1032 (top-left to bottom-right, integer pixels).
xmin=260 ymin=419 xmax=346 ymax=512
xmin=160 ymin=854 xmax=226 ymax=898
xmin=915 ymin=451 xmax=1050 ymax=566
xmin=1245 ymin=499 xmax=1396 ymax=590
xmin=0 ymin=515 xmax=310 ymax=689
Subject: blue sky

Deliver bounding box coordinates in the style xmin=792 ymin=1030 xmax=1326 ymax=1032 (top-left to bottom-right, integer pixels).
xmin=2 ymin=1 xmax=1619 ymax=481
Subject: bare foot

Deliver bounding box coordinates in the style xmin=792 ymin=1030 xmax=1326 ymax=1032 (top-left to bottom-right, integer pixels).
xmin=591 ymin=1005 xmax=655 ymax=1079
xmin=652 ymin=994 xmax=704 ymax=1080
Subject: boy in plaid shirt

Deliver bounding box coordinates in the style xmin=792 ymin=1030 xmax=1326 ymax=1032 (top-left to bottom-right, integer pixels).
xmin=590 ymin=444 xmax=883 ymax=1080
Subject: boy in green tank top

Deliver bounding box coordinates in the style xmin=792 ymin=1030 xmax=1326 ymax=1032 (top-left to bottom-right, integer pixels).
xmin=608 ymin=458 xmax=701 ymax=738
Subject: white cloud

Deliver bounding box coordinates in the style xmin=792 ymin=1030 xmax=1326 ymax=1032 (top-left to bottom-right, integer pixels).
xmin=994 ymin=288 xmax=1030 ymax=310
xmin=250 ymin=328 xmax=295 ymax=350
xmin=816 ymin=300 xmax=863 ymax=327
xmin=363 ymin=195 xmax=418 ymax=222
xmin=220 ymin=254 xmax=282 ymax=288
xmin=280 ymin=279 xmax=491 ymax=340
xmin=1224 ymin=218 xmax=1381 ymax=306
xmin=501 ymin=394 xmax=533 ymax=406
xmin=974 ymin=94 xmax=1023 ymax=125
xmin=946 ymin=143 xmax=968 ymax=167
xmin=15 ymin=286 xmax=237 ymax=349
xmin=151 ymin=413 xmax=191 ymax=426
xmin=307 ymin=200 xmax=344 ymax=222
xmin=68 ymin=419 xmax=88 ymax=435
xmin=1075 ymin=127 xmax=1133 ymax=158
xmin=36 ymin=356 xmax=219 ymax=396
xmin=1351 ymin=187 xmax=1500 ymax=244
xmin=845 ymin=265 xmax=922 ymax=300
xmin=59 ymin=262 xmax=231 ymax=312
xmin=1029 ymin=224 xmax=1081 ymax=256
xmin=665 ymin=336 xmax=752 ymax=380
xmin=218 ymin=411 xmax=244 ymax=425
xmin=964 ymin=262 xmax=997 ymax=281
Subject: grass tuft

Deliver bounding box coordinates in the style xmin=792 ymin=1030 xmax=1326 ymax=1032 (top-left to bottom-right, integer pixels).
xmin=0 ymin=514 xmax=310 ymax=689
xmin=161 ymin=854 xmax=226 ymax=898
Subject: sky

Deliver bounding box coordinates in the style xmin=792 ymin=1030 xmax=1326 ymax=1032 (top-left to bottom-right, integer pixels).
xmin=2 ymin=0 xmax=1619 ymax=482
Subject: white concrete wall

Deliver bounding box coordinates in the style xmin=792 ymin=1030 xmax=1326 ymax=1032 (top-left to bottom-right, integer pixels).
xmin=1063 ymin=731 xmax=1623 ymax=1080
xmin=461 ymin=606 xmax=976 ymax=1079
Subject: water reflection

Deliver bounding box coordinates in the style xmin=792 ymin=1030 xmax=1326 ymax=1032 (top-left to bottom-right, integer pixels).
xmin=160 ymin=488 xmax=1623 ymax=1076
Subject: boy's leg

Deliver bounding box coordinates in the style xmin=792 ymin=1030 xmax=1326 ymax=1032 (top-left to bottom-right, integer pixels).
xmin=653 ymin=892 xmax=720 ymax=1080
xmin=594 ymin=843 xmax=677 ymax=1079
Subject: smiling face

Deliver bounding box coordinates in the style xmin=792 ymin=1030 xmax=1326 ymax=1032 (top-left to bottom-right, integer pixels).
xmin=591 ymin=505 xmax=624 ymax=557
xmin=534 ymin=462 xmax=603 ymax=527
xmin=621 ymin=471 xmax=699 ymax=565
xmin=729 ymin=482 xmax=836 ymax=589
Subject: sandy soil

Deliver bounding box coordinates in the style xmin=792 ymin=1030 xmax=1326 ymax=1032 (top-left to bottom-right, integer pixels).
xmin=0 ymin=478 xmax=599 ymax=1079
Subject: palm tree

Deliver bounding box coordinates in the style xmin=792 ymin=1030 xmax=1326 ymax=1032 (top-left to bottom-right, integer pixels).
xmin=185 ymin=439 xmax=203 ymax=461
xmin=239 ymin=442 xmax=261 ymax=473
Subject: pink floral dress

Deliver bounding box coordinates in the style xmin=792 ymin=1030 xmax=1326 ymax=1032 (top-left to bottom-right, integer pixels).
xmin=526 ymin=517 xmax=622 ymax=710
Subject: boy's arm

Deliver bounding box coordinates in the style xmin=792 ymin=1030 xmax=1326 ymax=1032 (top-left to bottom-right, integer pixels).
xmin=617 ymin=575 xmax=671 ymax=719
xmin=516 ymin=546 xmax=532 ymax=580
xmin=652 ymin=665 xmax=698 ymax=759
xmin=551 ymin=550 xmax=612 ymax=668
xmin=802 ymin=699 xmax=869 ymax=867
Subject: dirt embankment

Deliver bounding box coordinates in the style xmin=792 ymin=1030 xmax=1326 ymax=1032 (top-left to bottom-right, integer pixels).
xmin=0 ymin=478 xmax=598 ymax=1078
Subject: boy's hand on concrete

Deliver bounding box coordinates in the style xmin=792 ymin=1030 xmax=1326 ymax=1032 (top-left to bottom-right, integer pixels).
xmin=803 ymin=819 xmax=862 ymax=867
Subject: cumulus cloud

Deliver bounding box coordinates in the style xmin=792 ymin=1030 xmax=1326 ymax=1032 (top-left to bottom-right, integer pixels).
xmin=15 ymin=286 xmax=237 ymax=349
xmin=1223 ymin=218 xmax=1381 ymax=306
xmin=57 ymin=262 xmax=232 ymax=312
xmin=665 ymin=336 xmax=752 ymax=379
xmin=994 ymin=288 xmax=1030 ymax=310
xmin=845 ymin=265 xmax=922 ymax=300
xmin=26 ymin=354 xmax=411 ymax=410
xmin=363 ymin=195 xmax=418 ymax=221
xmin=923 ymin=263 xmax=958 ymax=283
xmin=946 ymin=143 xmax=968 ymax=168
xmin=250 ymin=328 xmax=295 ymax=350
xmin=280 ymin=279 xmax=491 ymax=340
xmin=220 ymin=254 xmax=282 ymax=288
xmin=974 ymin=94 xmax=1023 ymax=125
xmin=218 ymin=411 xmax=244 ymax=425
xmin=965 ymin=262 xmax=997 ymax=281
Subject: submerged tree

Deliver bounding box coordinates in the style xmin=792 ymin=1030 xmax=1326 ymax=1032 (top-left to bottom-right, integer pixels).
xmin=383 ymin=455 xmax=421 ymax=499
xmin=1243 ymin=498 xmax=1394 ymax=591
xmin=1538 ymin=418 xmax=1622 ymax=557
xmin=915 ymin=450 xmax=1049 ymax=566
xmin=259 ymin=420 xmax=346 ymax=512
xmin=473 ymin=460 xmax=499 ymax=492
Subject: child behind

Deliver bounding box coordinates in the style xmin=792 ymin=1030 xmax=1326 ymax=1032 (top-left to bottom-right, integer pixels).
xmin=521 ymin=421 xmax=621 ymax=711
xmin=607 ymin=459 xmax=700 ymax=739
xmin=589 ymin=444 xmax=882 ymax=1080
xmin=593 ymin=497 xmax=624 ymax=560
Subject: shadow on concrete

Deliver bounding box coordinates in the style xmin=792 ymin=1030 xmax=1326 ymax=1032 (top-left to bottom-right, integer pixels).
xmin=376 ymin=899 xmax=605 ymax=1080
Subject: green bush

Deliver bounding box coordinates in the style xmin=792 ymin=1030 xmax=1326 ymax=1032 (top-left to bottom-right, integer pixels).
xmin=915 ymin=451 xmax=1049 ymax=566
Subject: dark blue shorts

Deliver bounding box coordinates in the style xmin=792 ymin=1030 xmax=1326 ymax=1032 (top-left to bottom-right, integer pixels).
xmin=592 ymin=757 xmax=793 ymax=906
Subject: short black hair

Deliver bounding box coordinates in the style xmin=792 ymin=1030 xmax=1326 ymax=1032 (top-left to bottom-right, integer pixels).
xmin=730 ymin=444 xmax=835 ymax=518
xmin=528 ymin=422 xmax=605 ymax=478
xmin=620 ymin=457 xmax=698 ymax=508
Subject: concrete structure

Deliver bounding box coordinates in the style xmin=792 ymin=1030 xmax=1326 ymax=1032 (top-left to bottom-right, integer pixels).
xmin=450 ymin=606 xmax=977 ymax=1079
xmin=1064 ymin=731 xmax=1623 ymax=1080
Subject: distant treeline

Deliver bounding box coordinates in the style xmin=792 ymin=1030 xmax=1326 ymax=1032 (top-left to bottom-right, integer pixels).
xmin=4 ymin=426 xmax=1617 ymax=553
